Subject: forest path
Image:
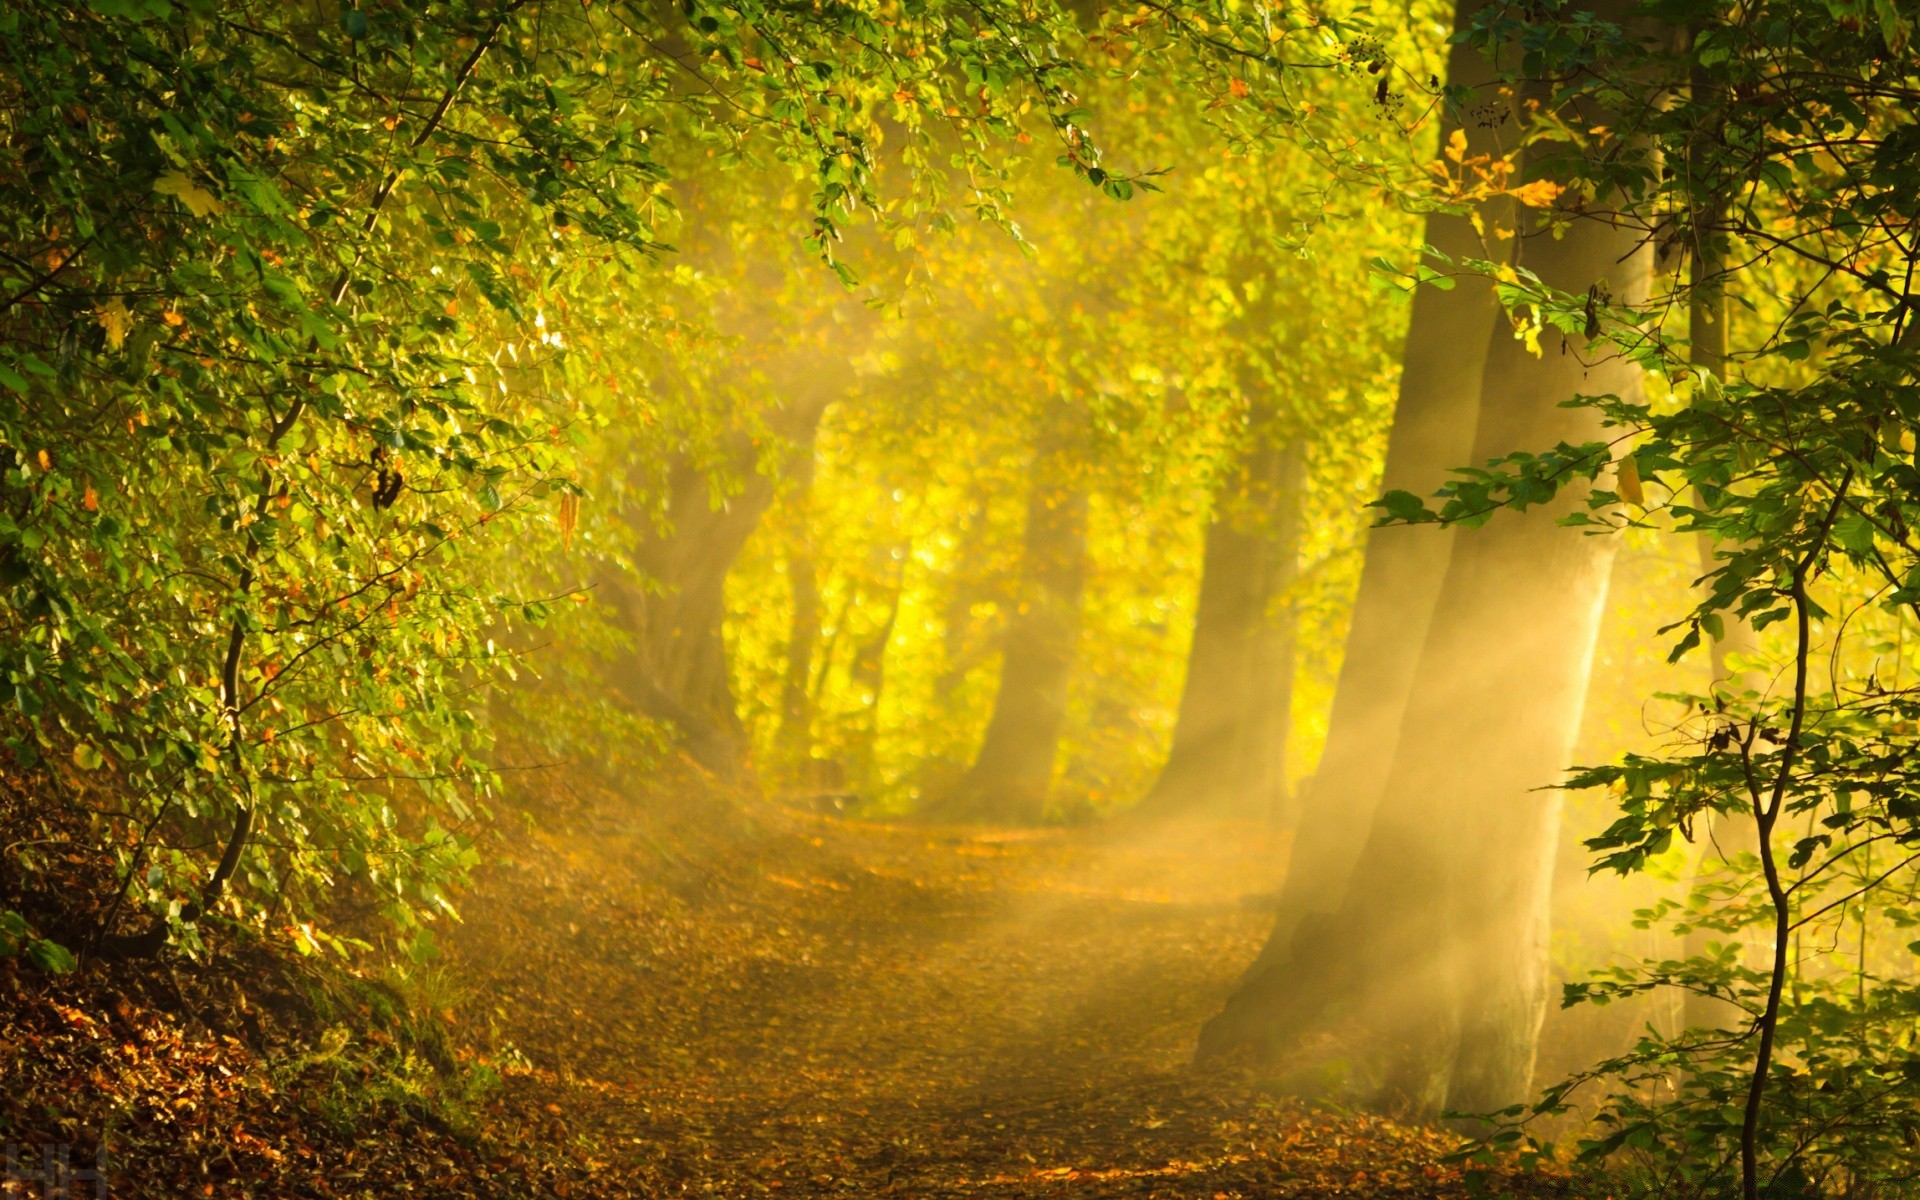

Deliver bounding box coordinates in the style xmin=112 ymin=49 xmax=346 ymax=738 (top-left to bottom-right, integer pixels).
xmin=450 ymin=774 xmax=1495 ymax=1198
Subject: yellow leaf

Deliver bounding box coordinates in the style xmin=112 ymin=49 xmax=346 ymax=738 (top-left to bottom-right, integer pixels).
xmin=154 ymin=170 xmax=224 ymax=218
xmin=95 ymin=297 xmax=132 ymax=350
xmin=1508 ymin=179 xmax=1564 ymax=208
xmin=1445 ymin=128 xmax=1468 ymax=163
xmin=1616 ymin=454 xmax=1645 ymax=506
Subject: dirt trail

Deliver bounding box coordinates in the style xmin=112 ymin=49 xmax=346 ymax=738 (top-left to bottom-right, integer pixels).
xmin=450 ymin=775 xmax=1507 ymax=1198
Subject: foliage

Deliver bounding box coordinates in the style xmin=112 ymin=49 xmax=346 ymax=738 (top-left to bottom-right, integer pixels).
xmin=722 ymin=33 xmax=1438 ymax=810
xmin=0 ymin=0 xmax=1368 ymax=960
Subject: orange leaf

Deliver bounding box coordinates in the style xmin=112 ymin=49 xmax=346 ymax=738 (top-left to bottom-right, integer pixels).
xmin=1508 ymin=179 xmax=1564 ymax=208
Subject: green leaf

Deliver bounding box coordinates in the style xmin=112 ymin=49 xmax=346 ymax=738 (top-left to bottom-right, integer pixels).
xmin=1374 ymin=489 xmax=1436 ymax=524
xmin=0 ymin=909 xmax=28 ymax=956
xmin=26 ymin=938 xmax=77 ymax=974
xmin=1833 ymin=513 xmax=1877 ymax=557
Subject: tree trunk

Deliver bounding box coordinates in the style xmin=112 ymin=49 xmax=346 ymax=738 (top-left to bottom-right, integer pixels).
xmin=603 ymin=444 xmax=775 ymax=772
xmin=1198 ymin=0 xmax=1508 ymax=1057
xmin=1434 ymin=207 xmax=1650 ymax=1116
xmin=929 ymin=438 xmax=1089 ymax=823
xmin=845 ymin=542 xmax=909 ymax=783
xmin=776 ymin=450 xmax=822 ymax=769
xmin=1200 ymin=71 xmax=1651 ymax=1123
xmin=605 ymin=374 xmax=842 ymax=773
xmin=1681 ymin=140 xmax=1761 ymax=1032
xmin=1237 ymin=439 xmax=1305 ymax=825
xmin=936 ymin=492 xmax=994 ymax=700
xmin=1142 ymin=419 xmax=1304 ymax=821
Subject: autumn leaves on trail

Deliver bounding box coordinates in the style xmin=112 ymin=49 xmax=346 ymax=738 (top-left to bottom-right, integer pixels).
xmin=0 ymin=769 xmax=1561 ymax=1197
xmin=441 ymin=773 xmax=1561 ymax=1199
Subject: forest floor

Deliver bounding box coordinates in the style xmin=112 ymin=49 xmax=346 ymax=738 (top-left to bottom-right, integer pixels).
xmin=0 ymin=764 xmax=1574 ymax=1198
xmin=442 ymin=767 xmax=1566 ymax=1199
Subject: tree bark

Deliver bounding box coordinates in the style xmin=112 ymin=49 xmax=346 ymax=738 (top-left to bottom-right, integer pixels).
xmin=1380 ymin=180 xmax=1651 ymax=1118
xmin=603 ymin=442 xmax=775 ymax=773
xmin=1237 ymin=439 xmax=1305 ymax=825
xmin=1198 ymin=0 xmax=1508 ymax=1057
xmin=929 ymin=436 xmax=1089 ymax=823
xmin=776 ymin=450 xmax=822 ymax=769
xmin=605 ymin=368 xmax=844 ymax=774
xmin=1200 ymin=57 xmax=1652 ymax=1123
xmin=1142 ymin=419 xmax=1304 ymax=821
xmin=1681 ymin=128 xmax=1762 ymax=1032
xmin=1324 ymin=207 xmax=1646 ymax=1118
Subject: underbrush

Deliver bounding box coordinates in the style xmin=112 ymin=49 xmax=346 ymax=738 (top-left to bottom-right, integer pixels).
xmin=0 ymin=765 xmax=586 ymax=1197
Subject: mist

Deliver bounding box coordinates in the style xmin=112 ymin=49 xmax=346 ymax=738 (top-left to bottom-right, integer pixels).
xmin=5 ymin=1 xmax=1915 ymax=1198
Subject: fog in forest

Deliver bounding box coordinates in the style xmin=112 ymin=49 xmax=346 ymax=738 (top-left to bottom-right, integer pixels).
xmin=6 ymin=2 xmax=1916 ymax=1198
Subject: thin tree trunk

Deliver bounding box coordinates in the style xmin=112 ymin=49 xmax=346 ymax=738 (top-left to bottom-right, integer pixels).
xmin=846 ymin=542 xmax=909 ymax=783
xmin=1680 ymin=122 xmax=1761 ymax=1032
xmin=1198 ymin=0 xmax=1508 ymax=1057
xmin=777 ymin=451 xmax=822 ymax=769
xmin=936 ymin=491 xmax=994 ymax=700
xmin=1142 ymin=418 xmax=1304 ymax=821
xmin=929 ymin=438 xmax=1089 ymax=823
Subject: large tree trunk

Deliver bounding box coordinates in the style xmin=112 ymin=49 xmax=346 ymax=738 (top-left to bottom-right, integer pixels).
xmin=1142 ymin=417 xmax=1304 ymax=821
xmin=1198 ymin=0 xmax=1508 ymax=1057
xmin=929 ymin=437 xmax=1089 ymax=823
xmin=1201 ymin=53 xmax=1652 ymax=1121
xmin=1425 ymin=204 xmax=1650 ymax=1117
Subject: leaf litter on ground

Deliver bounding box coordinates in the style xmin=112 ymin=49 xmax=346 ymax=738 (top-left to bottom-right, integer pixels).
xmin=0 ymin=762 xmax=1573 ymax=1197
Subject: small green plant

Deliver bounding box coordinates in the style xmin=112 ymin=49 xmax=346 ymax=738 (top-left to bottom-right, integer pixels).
xmin=0 ymin=909 xmax=75 ymax=973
